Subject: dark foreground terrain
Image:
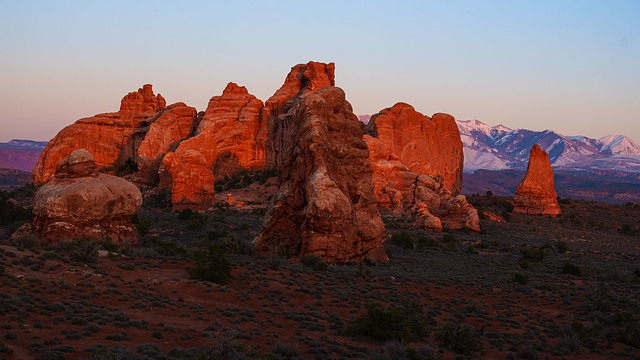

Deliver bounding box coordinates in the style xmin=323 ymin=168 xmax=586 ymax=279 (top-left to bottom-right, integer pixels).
xmin=1 ymin=185 xmax=640 ymax=359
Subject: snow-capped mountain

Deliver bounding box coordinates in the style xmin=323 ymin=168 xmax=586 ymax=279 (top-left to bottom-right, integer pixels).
xmin=456 ymin=120 xmax=640 ymax=173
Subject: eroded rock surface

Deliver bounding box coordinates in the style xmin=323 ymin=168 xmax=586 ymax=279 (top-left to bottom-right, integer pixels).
xmin=254 ymin=87 xmax=387 ymax=262
xmin=33 ymin=85 xmax=172 ymax=184
xmin=257 ymin=61 xmax=336 ymax=168
xmin=363 ymin=103 xmax=464 ymax=193
xmin=30 ymin=149 xmax=142 ymax=243
xmin=365 ymin=135 xmax=479 ymax=232
xmin=513 ymin=145 xmax=561 ymax=217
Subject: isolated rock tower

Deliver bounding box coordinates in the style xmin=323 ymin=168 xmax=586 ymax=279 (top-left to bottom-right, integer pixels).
xmin=513 ymin=144 xmax=561 ymax=217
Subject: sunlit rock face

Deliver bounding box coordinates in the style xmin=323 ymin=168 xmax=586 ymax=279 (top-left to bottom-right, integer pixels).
xmin=513 ymin=144 xmax=561 ymax=217
xmin=254 ymin=87 xmax=388 ymax=263
xmin=363 ymin=103 xmax=479 ymax=232
xmin=364 ymin=135 xmax=479 ymax=232
xmin=29 ymin=149 xmax=142 ymax=244
xmin=159 ymin=82 xmax=262 ymax=210
xmin=32 ymin=84 xmax=190 ymax=185
xmin=363 ymin=103 xmax=464 ymax=194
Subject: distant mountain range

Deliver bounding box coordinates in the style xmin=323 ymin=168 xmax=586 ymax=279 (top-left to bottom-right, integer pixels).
xmin=456 ymin=119 xmax=640 ymax=177
xmin=0 ymin=139 xmax=48 ymax=172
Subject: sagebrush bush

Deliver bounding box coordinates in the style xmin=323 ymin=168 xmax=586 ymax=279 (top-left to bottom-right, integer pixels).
xmin=299 ymin=254 xmax=329 ymax=271
xmin=68 ymin=238 xmax=99 ymax=264
xmin=186 ymin=245 xmax=231 ymax=285
xmin=391 ymin=231 xmax=414 ymax=249
xmin=435 ymin=321 xmax=484 ymax=356
xmin=512 ymin=272 xmax=529 ymax=285
xmin=347 ymin=301 xmax=430 ymax=342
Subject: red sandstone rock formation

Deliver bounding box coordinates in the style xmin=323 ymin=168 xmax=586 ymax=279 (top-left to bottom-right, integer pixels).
xmin=254 ymin=87 xmax=387 ymax=262
xmin=363 ymin=103 xmax=464 ymax=194
xmin=513 ymin=145 xmax=561 ymax=217
xmin=137 ymin=103 xmax=197 ymax=183
xmin=28 ymin=149 xmax=142 ymax=244
xmin=365 ymin=135 xmax=479 ymax=232
xmin=33 ymin=85 xmax=172 ymax=184
xmin=256 ymin=61 xmax=335 ymax=168
xmin=159 ymin=150 xmax=215 ymax=211
xmin=160 ymin=82 xmax=262 ymax=209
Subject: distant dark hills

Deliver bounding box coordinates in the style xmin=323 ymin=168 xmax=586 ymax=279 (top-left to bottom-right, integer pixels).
xmin=0 ymin=139 xmax=47 ymax=172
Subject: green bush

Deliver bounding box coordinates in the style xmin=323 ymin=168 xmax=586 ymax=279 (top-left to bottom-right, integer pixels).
xmin=115 ymin=158 xmax=138 ymax=176
xmin=186 ymin=245 xmax=231 ymax=284
xmin=435 ymin=321 xmax=484 ymax=356
xmin=555 ymin=240 xmax=569 ymax=253
xmin=442 ymin=234 xmax=456 ymax=243
xmin=417 ymin=236 xmax=438 ymax=248
xmin=512 ymin=272 xmax=529 ymax=285
xmin=391 ymin=231 xmax=414 ymax=249
xmin=68 ymin=238 xmax=99 ymax=264
xmin=140 ymin=236 xmax=189 ymax=258
xmin=561 ymin=262 xmax=582 ymax=276
xmin=0 ymin=195 xmax=32 ymax=226
xmin=347 ymin=302 xmax=430 ymax=342
xmin=299 ymin=254 xmax=330 ymax=271
xmin=135 ymin=217 xmax=152 ymax=237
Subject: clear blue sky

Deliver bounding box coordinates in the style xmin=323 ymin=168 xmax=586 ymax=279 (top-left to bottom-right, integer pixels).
xmin=1 ymin=0 xmax=638 ymax=143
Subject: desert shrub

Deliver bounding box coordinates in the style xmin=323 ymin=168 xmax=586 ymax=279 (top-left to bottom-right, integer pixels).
xmin=220 ymin=237 xmax=255 ymax=255
xmin=519 ymin=246 xmax=546 ymax=269
xmin=140 ymin=236 xmax=189 ymax=258
xmin=561 ymin=262 xmax=582 ymax=276
xmin=555 ymin=240 xmax=568 ymax=254
xmin=271 ymin=342 xmax=301 ymax=359
xmin=617 ymin=224 xmax=639 ymax=236
xmin=299 ymin=254 xmax=330 ymax=271
xmin=0 ymin=194 xmax=32 ymax=226
xmin=417 ymin=236 xmax=438 ymax=248
xmin=355 ymin=261 xmax=373 ymax=280
xmin=11 ymin=234 xmax=40 ymax=250
xmin=512 ymin=272 xmax=529 ymax=285
xmin=442 ymin=233 xmax=456 ymax=243
xmin=148 ymin=191 xmax=170 ymax=209
xmin=391 ymin=231 xmax=414 ymax=249
xmin=347 ymin=301 xmax=430 ymax=342
xmin=634 ymin=267 xmax=640 ymax=279
xmin=186 ymin=245 xmax=231 ymax=285
xmin=115 ymin=158 xmax=138 ymax=177
xmin=68 ymin=238 xmax=99 ymax=264
xmin=435 ymin=321 xmax=484 ymax=356
xmin=134 ymin=217 xmax=152 ymax=237
xmin=610 ymin=311 xmax=640 ymax=348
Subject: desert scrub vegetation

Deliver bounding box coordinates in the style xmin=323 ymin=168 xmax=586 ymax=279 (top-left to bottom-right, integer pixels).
xmin=435 ymin=321 xmax=484 ymax=356
xmin=347 ymin=301 xmax=430 ymax=342
xmin=391 ymin=231 xmax=414 ymax=249
xmin=186 ymin=244 xmax=232 ymax=285
xmin=214 ymin=167 xmax=278 ymax=191
xmin=299 ymin=254 xmax=330 ymax=271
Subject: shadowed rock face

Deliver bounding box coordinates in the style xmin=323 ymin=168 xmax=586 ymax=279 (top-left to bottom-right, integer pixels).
xmin=30 ymin=149 xmax=142 ymax=244
xmin=363 ymin=103 xmax=464 ymax=194
xmin=32 ymin=85 xmax=193 ymax=185
xmin=257 ymin=61 xmax=336 ymax=169
xmin=365 ymin=135 xmax=479 ymax=232
xmin=254 ymin=87 xmax=388 ymax=263
xmin=513 ymin=145 xmax=561 ymax=217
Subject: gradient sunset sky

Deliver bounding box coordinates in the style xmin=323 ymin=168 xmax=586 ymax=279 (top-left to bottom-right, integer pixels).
xmin=1 ymin=0 xmax=638 ymax=143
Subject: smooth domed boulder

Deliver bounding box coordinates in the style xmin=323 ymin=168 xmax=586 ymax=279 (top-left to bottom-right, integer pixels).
xmin=254 ymin=87 xmax=387 ymax=263
xmin=30 ymin=149 xmax=142 ymax=244
xmin=513 ymin=145 xmax=561 ymax=217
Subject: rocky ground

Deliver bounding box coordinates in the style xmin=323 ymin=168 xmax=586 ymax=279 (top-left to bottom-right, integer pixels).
xmin=1 ymin=186 xmax=640 ymax=359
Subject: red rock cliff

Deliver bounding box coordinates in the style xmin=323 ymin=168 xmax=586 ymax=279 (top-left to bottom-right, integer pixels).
xmin=254 ymin=87 xmax=387 ymax=263
xmin=363 ymin=103 xmax=464 ymax=194
xmin=32 ymin=85 xmax=172 ymax=184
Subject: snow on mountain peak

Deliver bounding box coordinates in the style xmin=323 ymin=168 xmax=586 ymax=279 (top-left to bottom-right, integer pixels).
xmin=598 ymin=135 xmax=640 ymax=155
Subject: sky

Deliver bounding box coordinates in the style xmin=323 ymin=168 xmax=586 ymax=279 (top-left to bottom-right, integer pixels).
xmin=1 ymin=0 xmax=639 ymax=143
